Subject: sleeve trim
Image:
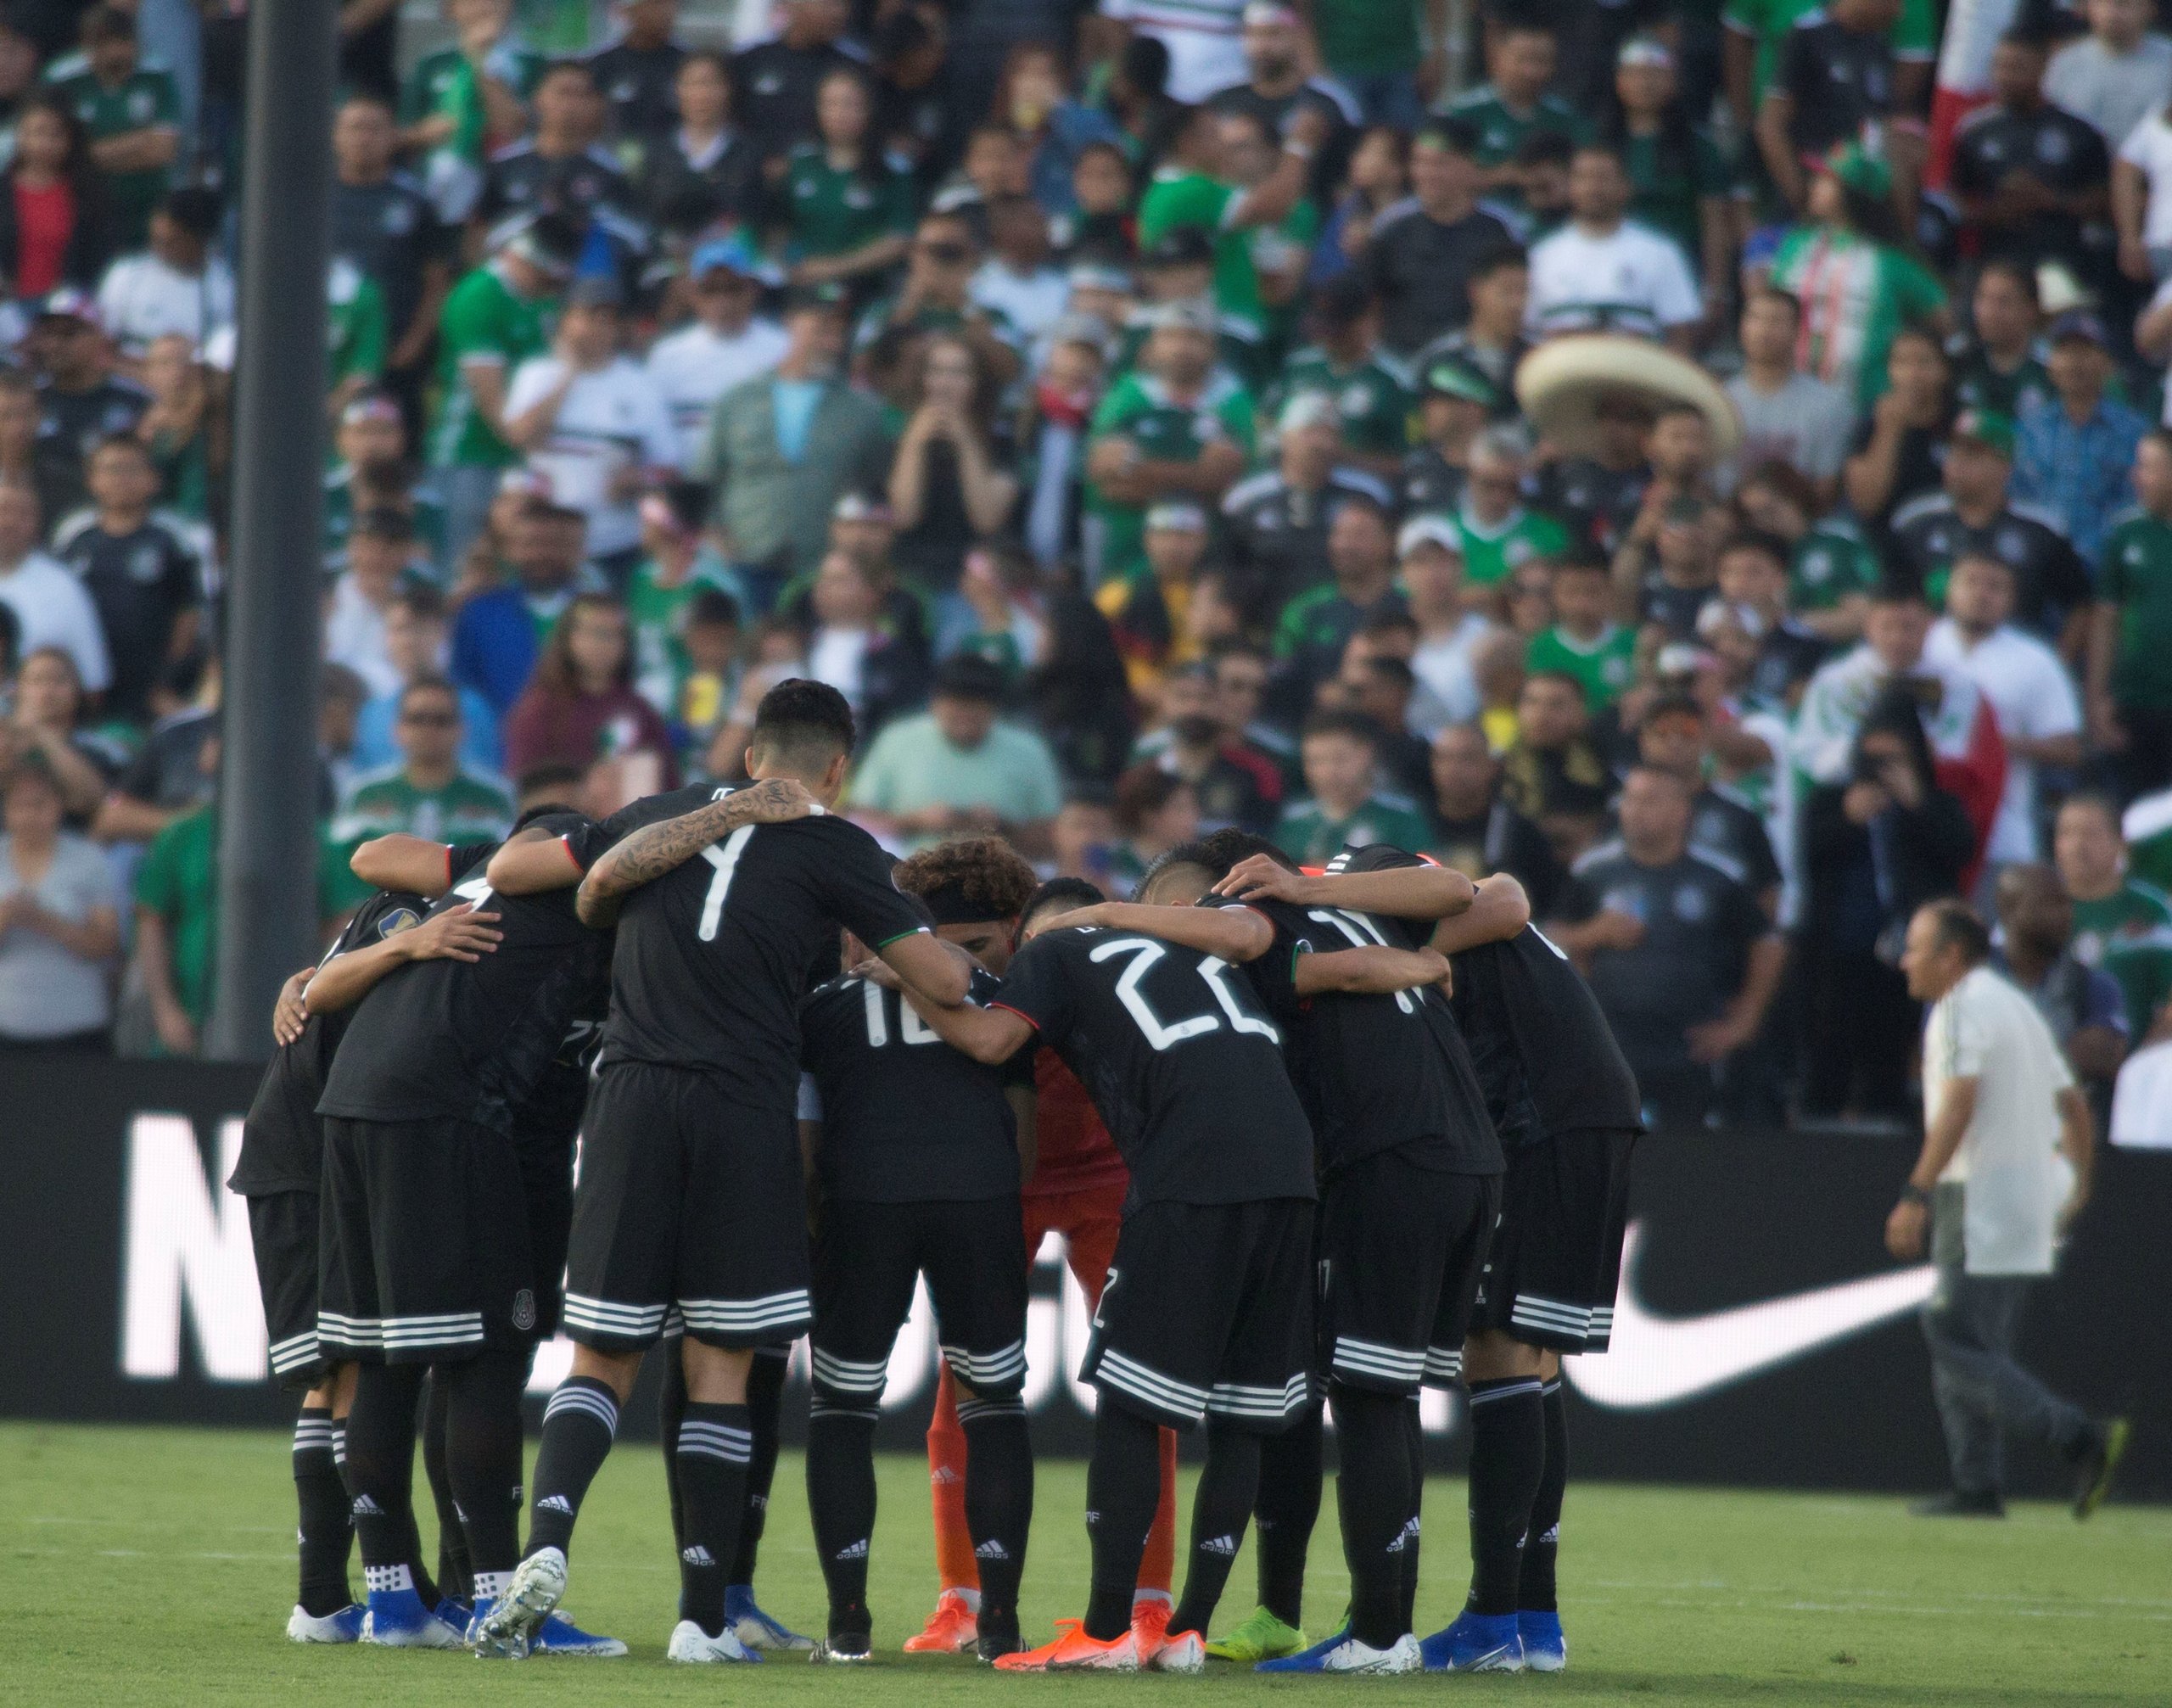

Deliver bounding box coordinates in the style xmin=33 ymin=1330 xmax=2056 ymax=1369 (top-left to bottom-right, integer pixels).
xmin=872 ymin=926 xmax=928 ymax=949
xmin=990 ymin=1000 xmax=1043 ymax=1032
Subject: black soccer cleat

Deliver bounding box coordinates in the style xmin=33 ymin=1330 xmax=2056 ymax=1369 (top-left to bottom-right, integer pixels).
xmin=1909 ymin=1489 xmax=2006 ymax=1519
xmin=975 ymin=1617 xmax=1024 ymax=1665
xmin=812 ymin=1629 xmax=872 ymax=1665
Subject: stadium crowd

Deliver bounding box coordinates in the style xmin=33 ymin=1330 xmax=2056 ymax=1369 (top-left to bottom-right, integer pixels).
xmin=0 ymin=0 xmax=2168 ymax=1131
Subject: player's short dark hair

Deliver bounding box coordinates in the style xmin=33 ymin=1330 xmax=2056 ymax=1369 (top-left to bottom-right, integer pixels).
xmin=894 ymin=836 xmax=1038 ymax=923
xmin=1416 ymin=115 xmax=1483 ymax=158
xmin=1717 ymin=529 xmax=1789 ymax=569
xmin=1301 ymin=708 xmax=1383 ymax=748
xmin=1469 ymin=241 xmax=1528 ymax=281
xmin=1975 ymin=257 xmax=2039 ymax=305
xmin=1022 ymin=876 xmax=1106 ymax=931
xmin=514 ymin=762 xmax=585 ymax=807
xmin=1136 ymin=841 xmax=1223 ymax=904
xmin=1922 ymin=899 xmax=1992 ymax=966
xmin=750 ymin=677 xmax=855 ymax=767
xmin=1197 ymin=826 xmax=1296 ymax=876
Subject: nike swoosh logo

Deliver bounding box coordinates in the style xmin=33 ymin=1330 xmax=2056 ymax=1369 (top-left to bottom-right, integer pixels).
xmin=1563 ymin=1222 xmax=1936 ymax=1409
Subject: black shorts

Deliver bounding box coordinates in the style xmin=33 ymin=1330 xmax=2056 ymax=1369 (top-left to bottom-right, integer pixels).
xmin=561 ymin=1061 xmax=810 ymax=1352
xmin=1317 ymin=1146 xmax=1500 ymax=1397
xmin=248 ymin=1190 xmax=328 ymax=1389
xmin=516 ymin=1123 xmax=576 ymax=1341
xmin=317 ymin=1116 xmax=540 ymax=1364
xmin=1472 ymin=1127 xmax=1637 ymax=1353
xmin=810 ymin=1196 xmax=1028 ymax=1414
xmin=1082 ymin=1198 xmax=1314 ymax=1434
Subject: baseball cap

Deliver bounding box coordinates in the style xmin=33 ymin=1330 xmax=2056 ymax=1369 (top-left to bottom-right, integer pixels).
xmin=786 ymin=279 xmax=849 ymax=314
xmin=2047 ymin=309 xmax=2110 ymax=349
xmin=1617 ymin=34 xmax=1673 ymax=68
xmin=1145 ymin=500 xmax=1208 ymax=534
xmin=339 ymin=394 xmax=402 ymax=428
xmin=1397 ymin=514 xmax=1464 ymax=558
xmin=36 ymin=287 xmax=100 ymax=328
xmin=1952 ymin=407 xmax=2017 ymax=457
xmin=1067 ymin=260 xmax=1134 ymax=294
xmin=832 ymin=490 xmax=893 ymax=524
xmin=1814 ymin=139 xmax=1893 ymax=203
xmin=1149 ymin=298 xmax=1219 ymax=336
xmin=1277 ymin=390 xmax=1340 ymax=433
xmin=1420 ymin=356 xmax=1498 ymax=411
xmin=690 ymin=232 xmax=761 ymax=279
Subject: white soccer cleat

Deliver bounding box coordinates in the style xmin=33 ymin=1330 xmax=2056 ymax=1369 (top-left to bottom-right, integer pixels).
xmin=286 ymin=1603 xmax=365 ymax=1644
xmin=1322 ymin=1632 xmax=1422 ymax=1673
xmin=667 ymin=1618 xmax=759 ymax=1663
xmin=469 ymin=1547 xmax=567 ymax=1658
xmin=1147 ymin=1628 xmax=1206 ymax=1673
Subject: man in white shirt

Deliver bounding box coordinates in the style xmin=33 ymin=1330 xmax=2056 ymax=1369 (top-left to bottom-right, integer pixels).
xmin=1104 ymin=0 xmax=1248 ymax=105
xmin=1397 ymin=515 xmax=1491 ymax=730
xmin=1524 ymin=143 xmax=1701 ymax=351
xmin=0 ymin=480 xmax=109 ymax=692
xmin=644 ymin=238 xmax=788 ymax=477
xmin=1889 ymin=901 xmax=2126 ymax=1519
xmin=94 ymin=186 xmax=236 ymax=363
xmin=2046 ymin=0 xmax=2172 ymax=148
xmin=503 ymin=276 xmax=678 ymax=574
xmin=1924 ymin=551 xmax=2082 ymax=867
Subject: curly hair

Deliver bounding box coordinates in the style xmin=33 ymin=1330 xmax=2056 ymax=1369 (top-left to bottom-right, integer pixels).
xmin=893 ymin=835 xmax=1038 ymax=920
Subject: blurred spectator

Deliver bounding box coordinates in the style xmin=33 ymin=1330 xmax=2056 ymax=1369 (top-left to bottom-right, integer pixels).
xmin=1397 ymin=354 xmax=1488 ymax=518
xmin=1358 ymin=117 xmax=1517 ymax=361
xmin=1105 ymin=0 xmax=1246 ymax=105
xmin=1453 ymin=426 xmax=1567 ymax=606
xmin=1950 ymin=31 xmax=2109 ymax=272
xmin=0 ymin=754 xmax=117 ymax=1050
xmin=476 ymin=59 xmax=639 ymax=238
xmin=2125 ymin=786 xmax=2172 ymax=893
xmin=1714 ymin=529 xmax=1828 ymax=707
xmin=503 ymin=275 xmax=676 ymax=580
xmin=1095 ymin=499 xmax=1212 ymax=697
xmin=1993 ymin=862 xmax=2130 ymax=1096
xmin=848 ymin=652 xmax=1062 ymax=854
xmin=429 ymin=212 xmax=579 ymax=566
xmin=1425 ymin=720 xmax=1565 ymax=914
xmin=94 ymin=185 xmax=231 ymax=363
xmin=697 ymin=285 xmax=892 ymax=607
xmin=646 ymin=238 xmax=787 ymax=478
xmin=91 ymin=653 xmax=215 ymax=844
xmin=1274 ymin=274 xmax=1408 ymax=479
xmin=801 ymin=548 xmax=931 ymax=738
xmin=888 ymin=332 xmax=1019 ymax=614
xmin=1532 ymin=392 xmax=1652 ymax=560
xmin=1528 ymin=554 xmax=1635 ymax=714
xmin=2011 ymin=312 xmax=2143 ymax=568
xmin=989 ymin=45 xmax=1122 ymax=220
xmin=330 ymin=92 xmax=455 ymax=423
xmin=351 ymin=587 xmax=501 ymax=776
xmin=2113 ymin=88 xmax=2172 ymax=283
xmin=451 ymin=499 xmax=596 ymax=714
xmin=322 ymin=395 xmax=441 ymax=571
xmin=637 ymin=49 xmax=761 ymax=233
xmin=2091 ymin=429 xmax=2172 ymax=796
xmin=325 ymin=508 xmax=427 ymax=699
xmin=399 ymin=0 xmax=538 ymax=226
xmin=1721 ymin=288 xmax=1854 ymax=500
xmin=1398 ymin=517 xmax=1489 ymax=729
xmin=334 ymin=675 xmax=515 ymax=849
xmin=1225 ymin=392 xmax=1390 ymax=605
xmin=1602 ymin=37 xmax=1730 ymax=323
xmin=0 ymin=90 xmax=109 ymax=299
xmin=48 ymin=5 xmax=179 ymax=252
xmin=1274 ymin=707 xmax=1431 ymax=864
xmin=1137 ymin=104 xmax=1316 ymax=344
xmin=1737 ymin=461 xmax=1880 ymax=644
xmin=1270 ymin=491 xmax=1403 ymax=718
xmin=1502 ymin=668 xmax=1613 ymax=860
xmin=1637 ymin=692 xmax=1783 ymax=914
xmin=2046 ymin=0 xmax=2169 ymax=152
xmin=586 ymin=0 xmax=686 ymax=142
xmin=1951 ymin=260 xmax=2052 ymax=419
xmin=1331 ymin=645 xmax=1432 ymax=802
xmin=2056 ymin=792 xmax=2172 ymax=1038
xmin=134 ymin=333 xmax=210 ymax=521
xmin=971 ymin=195 xmax=1068 ymax=348
xmin=625 ymin=484 xmax=738 ymax=713
xmin=779 ymin=69 xmax=915 ymax=291
xmin=1441 ymin=14 xmax=1587 ymax=207
xmin=731 ymin=0 xmax=857 ymax=165
xmin=1616 ymin=494 xmax=1718 ymax=642
xmin=503 ymin=593 xmax=679 ymax=788
xmin=1106 ymin=760 xmax=1201 ymax=891
xmin=1133 ymin=658 xmax=1282 ymax=835
xmin=1925 ymin=552 xmax=2082 ymax=868
xmin=1755 ymin=0 xmax=1903 ymax=214
xmin=3 ymin=647 xmax=120 ymax=826
xmin=31 ymin=290 xmax=148 ymax=521
xmin=51 ymin=433 xmax=198 ymax=725
xmin=1800 ymin=684 xmax=1977 ymax=1119
xmin=0 ymin=479 xmax=106 ymax=692
xmin=1525 ymin=143 xmax=1701 ymax=348
xmin=1550 ymin=765 xmax=1786 ymax=1126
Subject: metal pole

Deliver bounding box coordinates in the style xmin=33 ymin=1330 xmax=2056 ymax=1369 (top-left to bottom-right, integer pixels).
xmin=205 ymin=0 xmax=336 ymax=1061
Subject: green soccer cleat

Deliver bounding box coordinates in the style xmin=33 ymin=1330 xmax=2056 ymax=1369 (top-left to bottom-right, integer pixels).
xmin=1203 ymin=1607 xmax=1306 ymax=1664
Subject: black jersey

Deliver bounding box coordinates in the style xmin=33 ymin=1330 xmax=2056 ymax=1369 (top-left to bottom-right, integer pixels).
xmin=1887 ymin=494 xmax=2092 ymax=639
xmin=798 ymin=967 xmax=1026 ymax=1203
xmin=317 ymin=818 xmax=613 ymax=1134
xmin=596 ymin=786 xmax=928 ymax=1107
xmin=479 ymin=142 xmax=641 ymax=229
xmin=586 ymin=36 xmax=686 ymax=139
xmin=731 ymin=37 xmax=858 ymax=161
xmin=990 ymin=924 xmax=1315 ymax=1211
xmin=1358 ymin=199 xmax=1520 ymax=357
xmin=1776 ymin=14 xmax=1894 ymax=159
xmin=1448 ymin=923 xmax=1642 ymax=1148
xmin=1950 ymin=101 xmax=2108 ymax=267
xmin=228 ymin=888 xmax=434 ymax=1196
xmin=51 ymin=510 xmax=200 ymax=722
xmin=1531 ymin=456 xmax=1648 ymax=557
xmin=1400 ymin=445 xmax=1466 ymax=518
xmin=1229 ymin=894 xmax=1501 ymax=1176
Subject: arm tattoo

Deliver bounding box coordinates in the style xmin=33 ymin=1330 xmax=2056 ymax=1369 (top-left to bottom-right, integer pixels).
xmin=576 ymin=787 xmax=789 ymax=923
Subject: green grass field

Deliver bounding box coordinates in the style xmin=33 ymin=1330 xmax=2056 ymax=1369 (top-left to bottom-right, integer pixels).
xmin=2 ymin=1421 xmax=2164 ymax=1705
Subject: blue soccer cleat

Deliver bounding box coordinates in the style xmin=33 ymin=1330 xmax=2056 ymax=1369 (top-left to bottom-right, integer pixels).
xmin=1519 ymin=1610 xmax=1566 ymax=1672
xmin=1419 ymin=1610 xmax=1525 ymax=1673
xmin=287 ymin=1603 xmax=366 ymax=1644
xmin=1257 ymin=1627 xmax=1419 ymax=1674
xmin=362 ymin=1586 xmax=467 ymax=1649
xmin=726 ymin=1584 xmax=815 ymax=1651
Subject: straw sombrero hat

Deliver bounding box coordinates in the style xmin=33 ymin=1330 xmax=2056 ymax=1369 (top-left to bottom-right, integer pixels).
xmin=1514 ymin=333 xmax=1743 ymax=461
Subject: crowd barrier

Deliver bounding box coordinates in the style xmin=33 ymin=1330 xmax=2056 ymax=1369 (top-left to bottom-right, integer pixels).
xmin=3 ymin=1057 xmax=2164 ymax=1500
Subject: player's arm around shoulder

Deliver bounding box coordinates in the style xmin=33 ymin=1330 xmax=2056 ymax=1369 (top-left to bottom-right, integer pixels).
xmin=1214 ymin=850 xmax=1476 ymax=921
xmin=574 ymin=780 xmax=817 ymax=925
xmin=486 ymin=824 xmax=589 ymax=894
xmin=1295 ymin=942 xmax=1451 ymax=996
xmin=1427 ymin=873 xmax=1531 ymax=956
xmin=351 ymin=833 xmax=459 ymax=896
xmin=1038 ymin=899 xmax=1275 ymax=964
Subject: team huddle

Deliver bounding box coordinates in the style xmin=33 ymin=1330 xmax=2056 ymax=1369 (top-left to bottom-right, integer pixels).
xmin=233 ymin=675 xmax=1641 ymax=1677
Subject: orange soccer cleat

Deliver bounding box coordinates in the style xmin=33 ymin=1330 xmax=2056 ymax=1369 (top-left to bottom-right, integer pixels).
xmin=992 ymin=1619 xmax=1142 ymax=1672
xmin=903 ymin=1590 xmax=979 ymax=1655
xmin=1129 ymin=1596 xmax=1173 ymax=1663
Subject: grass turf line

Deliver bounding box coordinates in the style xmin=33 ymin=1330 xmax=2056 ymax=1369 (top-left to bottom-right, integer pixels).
xmin=0 ymin=1420 xmax=2165 ymax=1705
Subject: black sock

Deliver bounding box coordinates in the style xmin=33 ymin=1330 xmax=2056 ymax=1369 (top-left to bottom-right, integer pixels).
xmin=334 ymin=1398 xmax=439 ymax=1607
xmin=659 ymin=1339 xmax=686 ymax=1553
xmin=1465 ymin=1377 xmax=1545 ymax=1616
xmin=1520 ymin=1379 xmax=1566 ymax=1614
xmin=420 ymin=1371 xmax=473 ymax=1604
xmin=1083 ymin=1402 xmax=1162 ymax=1640
xmin=293 ymin=1405 xmax=353 ymax=1616
xmin=1330 ymin=1382 xmax=1414 ymax=1648
xmin=1400 ymin=1397 xmax=1425 ymax=1631
xmin=1170 ymin=1420 xmax=1262 ymax=1639
xmin=732 ymin=1350 xmax=787 ymax=1585
xmin=675 ymin=1401 xmax=752 ymax=1636
xmin=805 ymin=1402 xmax=878 ymax=1637
xmin=529 ymin=1375 xmax=620 ymax=1560
xmin=960 ymin=1392 xmax=1033 ymax=1636
xmin=1254 ymin=1399 xmax=1322 ymax=1627
xmin=344 ymin=1362 xmax=428 ymax=1593
xmin=443 ymin=1352 xmax=529 ymax=1594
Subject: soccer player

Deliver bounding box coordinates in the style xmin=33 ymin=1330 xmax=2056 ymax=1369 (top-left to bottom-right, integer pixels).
xmin=893 ymin=871 xmax=1318 ymax=1673
xmin=1331 ymin=847 xmax=1643 ymax=1674
xmin=230 ymin=881 xmax=500 ymax=1643
xmin=897 ymin=850 xmax=1181 ymax=1659
xmin=311 ymin=808 xmax=630 ymax=1650
xmin=1197 ymin=835 xmax=1504 ymax=1673
xmin=476 ymin=680 xmax=972 ymax=1664
xmin=798 ymin=890 xmax=1037 ymax=1662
